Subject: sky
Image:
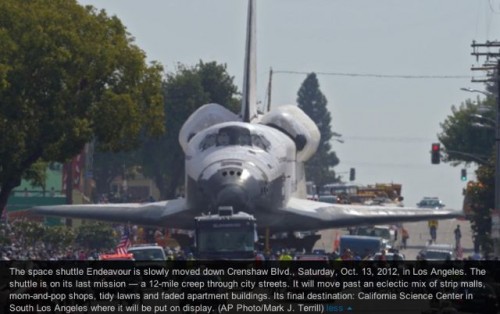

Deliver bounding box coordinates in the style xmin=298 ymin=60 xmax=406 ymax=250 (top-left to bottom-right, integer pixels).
xmin=77 ymin=0 xmax=500 ymax=210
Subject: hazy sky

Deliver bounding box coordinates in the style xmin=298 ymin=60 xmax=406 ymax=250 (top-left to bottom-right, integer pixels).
xmin=78 ymin=0 xmax=500 ymax=210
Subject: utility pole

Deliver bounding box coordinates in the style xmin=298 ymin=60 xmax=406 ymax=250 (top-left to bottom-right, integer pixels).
xmin=470 ymin=40 xmax=500 ymax=255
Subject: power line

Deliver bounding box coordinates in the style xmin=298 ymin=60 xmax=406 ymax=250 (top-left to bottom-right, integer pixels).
xmin=342 ymin=136 xmax=434 ymax=143
xmin=274 ymin=70 xmax=472 ymax=79
xmin=342 ymin=161 xmax=433 ymax=168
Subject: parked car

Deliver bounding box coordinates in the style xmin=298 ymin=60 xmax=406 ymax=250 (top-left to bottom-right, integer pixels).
xmin=417 ymin=197 xmax=445 ymax=209
xmin=417 ymin=244 xmax=455 ymax=260
xmin=369 ymin=252 xmax=405 ymax=261
xmin=128 ymin=244 xmax=167 ymax=261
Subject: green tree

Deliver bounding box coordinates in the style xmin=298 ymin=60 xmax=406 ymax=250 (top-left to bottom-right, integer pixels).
xmin=0 ymin=0 xmax=164 ymax=210
xmin=463 ymin=159 xmax=494 ymax=255
xmin=297 ymin=73 xmax=339 ymax=188
xmin=42 ymin=225 xmax=76 ymax=251
xmin=92 ymin=150 xmax=141 ymax=202
xmin=439 ymin=96 xmax=495 ymax=255
xmin=141 ymin=61 xmax=239 ymax=198
xmin=75 ymin=221 xmax=115 ymax=250
xmin=438 ymin=98 xmax=495 ymax=165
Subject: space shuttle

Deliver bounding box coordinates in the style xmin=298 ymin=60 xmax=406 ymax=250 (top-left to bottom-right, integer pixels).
xmin=31 ymin=0 xmax=461 ymax=234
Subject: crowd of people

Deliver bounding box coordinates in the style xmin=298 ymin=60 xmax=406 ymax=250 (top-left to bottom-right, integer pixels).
xmin=0 ymin=225 xmax=95 ymax=261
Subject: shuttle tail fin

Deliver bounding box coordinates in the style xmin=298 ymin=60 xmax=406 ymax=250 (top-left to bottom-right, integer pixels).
xmin=241 ymin=0 xmax=258 ymax=123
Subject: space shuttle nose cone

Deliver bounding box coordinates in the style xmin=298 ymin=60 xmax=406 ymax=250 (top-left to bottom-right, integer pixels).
xmin=197 ymin=163 xmax=265 ymax=214
xmin=216 ymin=185 xmax=248 ymax=210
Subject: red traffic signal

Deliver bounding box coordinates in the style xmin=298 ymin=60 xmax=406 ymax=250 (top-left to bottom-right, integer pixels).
xmin=431 ymin=143 xmax=440 ymax=164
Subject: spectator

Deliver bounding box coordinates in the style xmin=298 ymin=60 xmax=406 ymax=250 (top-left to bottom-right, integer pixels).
xmin=279 ymin=250 xmax=293 ymax=261
xmin=428 ymin=220 xmax=438 ymax=243
xmin=166 ymin=250 xmax=175 ymax=261
xmin=401 ymin=227 xmax=409 ymax=249
xmin=341 ymin=248 xmax=353 ymax=260
xmin=255 ymin=251 xmax=265 ymax=262
xmin=376 ymin=250 xmax=387 ymax=261
xmin=454 ymin=225 xmax=462 ymax=248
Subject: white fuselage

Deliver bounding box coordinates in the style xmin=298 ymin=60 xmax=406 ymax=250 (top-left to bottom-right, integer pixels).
xmin=184 ymin=121 xmax=297 ymax=216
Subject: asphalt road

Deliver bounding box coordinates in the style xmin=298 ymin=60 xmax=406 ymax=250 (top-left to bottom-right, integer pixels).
xmin=313 ymin=218 xmax=474 ymax=260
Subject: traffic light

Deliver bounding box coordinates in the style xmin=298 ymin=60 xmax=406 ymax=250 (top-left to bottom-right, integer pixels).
xmin=431 ymin=143 xmax=440 ymax=164
xmin=461 ymin=169 xmax=467 ymax=181
xmin=349 ymin=168 xmax=355 ymax=181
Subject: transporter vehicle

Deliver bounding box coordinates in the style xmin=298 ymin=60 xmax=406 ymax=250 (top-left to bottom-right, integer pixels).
xmin=194 ymin=206 xmax=257 ymax=260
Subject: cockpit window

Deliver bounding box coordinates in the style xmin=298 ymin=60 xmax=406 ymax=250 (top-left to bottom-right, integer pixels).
xmin=216 ymin=132 xmax=230 ymax=146
xmin=251 ymin=134 xmax=270 ymax=151
xmin=199 ymin=134 xmax=217 ymax=150
xmin=198 ymin=126 xmax=271 ymax=151
xmin=239 ymin=133 xmax=252 ymax=146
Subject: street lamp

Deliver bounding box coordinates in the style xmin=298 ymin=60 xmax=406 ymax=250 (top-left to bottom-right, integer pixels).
xmin=460 ymin=87 xmax=494 ymax=97
xmin=446 ymin=149 xmax=489 ymax=165
xmin=472 ymin=122 xmax=495 ymax=130
xmin=472 ymin=114 xmax=496 ymax=124
xmin=461 ymin=88 xmax=494 ymax=113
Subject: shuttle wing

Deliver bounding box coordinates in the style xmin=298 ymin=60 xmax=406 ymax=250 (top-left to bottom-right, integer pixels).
xmin=30 ymin=199 xmax=195 ymax=229
xmin=273 ymin=197 xmax=463 ymax=232
xmin=30 ymin=197 xmax=462 ymax=233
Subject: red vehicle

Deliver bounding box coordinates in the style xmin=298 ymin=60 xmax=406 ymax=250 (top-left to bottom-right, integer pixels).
xmin=98 ymin=253 xmax=134 ymax=260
